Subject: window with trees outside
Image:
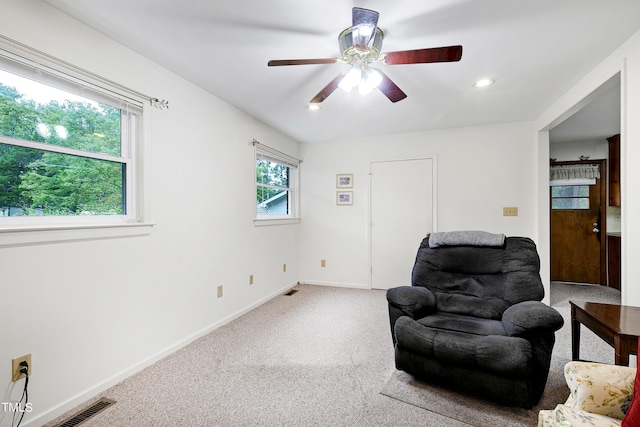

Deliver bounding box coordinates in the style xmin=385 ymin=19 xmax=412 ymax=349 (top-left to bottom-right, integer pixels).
xmin=0 ymin=54 xmax=142 ymax=228
xmin=255 ymin=146 xmax=299 ymax=220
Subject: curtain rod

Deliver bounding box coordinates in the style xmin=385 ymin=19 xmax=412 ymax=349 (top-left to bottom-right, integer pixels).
xmin=0 ymin=33 xmax=169 ymax=109
xmin=249 ymin=139 xmax=302 ymax=163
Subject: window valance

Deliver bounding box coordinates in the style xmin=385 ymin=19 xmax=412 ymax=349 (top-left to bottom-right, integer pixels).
xmin=550 ymin=164 xmax=600 ymax=181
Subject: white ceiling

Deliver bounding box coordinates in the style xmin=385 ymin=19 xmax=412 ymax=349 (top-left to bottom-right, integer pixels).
xmin=43 ymin=0 xmax=640 ymax=144
xmin=549 ymin=76 xmax=620 ymax=143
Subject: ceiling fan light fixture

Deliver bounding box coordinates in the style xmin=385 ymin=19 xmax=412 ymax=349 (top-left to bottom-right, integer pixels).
xmin=474 ymin=78 xmax=494 ymax=88
xmin=338 ymin=67 xmax=362 ymax=93
xmin=360 ymin=68 xmax=382 ymax=95
xmin=338 ymin=67 xmax=382 ymax=96
xmin=358 ymin=83 xmax=373 ymax=96
xmin=306 ymin=103 xmax=320 ymax=111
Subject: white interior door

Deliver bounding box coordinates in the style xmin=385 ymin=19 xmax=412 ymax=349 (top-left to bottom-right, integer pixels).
xmin=370 ymin=158 xmax=434 ymax=290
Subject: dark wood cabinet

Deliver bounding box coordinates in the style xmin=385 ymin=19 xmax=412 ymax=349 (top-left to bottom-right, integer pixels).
xmin=608 ymin=134 xmax=620 ymax=206
xmin=607 ymin=235 xmax=621 ymax=290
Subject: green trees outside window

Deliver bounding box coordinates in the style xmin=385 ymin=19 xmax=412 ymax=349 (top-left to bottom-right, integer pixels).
xmin=0 ymin=73 xmax=126 ymax=217
xmin=256 ymin=158 xmax=289 ymax=200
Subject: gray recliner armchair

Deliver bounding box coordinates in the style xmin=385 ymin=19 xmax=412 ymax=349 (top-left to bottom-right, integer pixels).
xmin=386 ymin=232 xmax=564 ymax=409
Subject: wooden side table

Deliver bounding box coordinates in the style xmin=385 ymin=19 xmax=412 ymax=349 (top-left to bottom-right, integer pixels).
xmin=570 ymin=300 xmax=640 ymax=366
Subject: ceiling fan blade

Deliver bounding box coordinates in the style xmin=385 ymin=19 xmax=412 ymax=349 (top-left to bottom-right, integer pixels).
xmin=383 ymin=45 xmax=463 ymax=65
xmin=352 ymin=7 xmax=379 ymax=49
xmin=376 ymin=70 xmax=407 ymax=103
xmin=268 ymin=58 xmax=339 ymax=66
xmin=309 ymin=73 xmax=346 ymax=103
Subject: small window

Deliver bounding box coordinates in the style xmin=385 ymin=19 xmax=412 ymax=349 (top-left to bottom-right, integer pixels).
xmin=551 ymin=185 xmax=589 ymax=210
xmin=255 ymin=146 xmax=299 ymax=219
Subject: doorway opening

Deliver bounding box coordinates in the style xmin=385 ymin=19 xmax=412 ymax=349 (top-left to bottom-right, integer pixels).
xmin=547 ymin=73 xmax=622 ymax=303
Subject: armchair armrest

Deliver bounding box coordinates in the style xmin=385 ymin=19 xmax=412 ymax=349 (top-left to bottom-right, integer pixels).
xmin=386 ymin=286 xmax=436 ymax=320
xmin=563 ymin=361 xmax=635 ymax=420
xmin=386 ymin=286 xmax=436 ymax=345
xmin=501 ymin=301 xmax=564 ymax=336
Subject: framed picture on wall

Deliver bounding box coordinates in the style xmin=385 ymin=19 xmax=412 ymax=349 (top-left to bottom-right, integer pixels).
xmin=336 ymin=191 xmax=353 ymax=205
xmin=336 ymin=174 xmax=353 ymax=188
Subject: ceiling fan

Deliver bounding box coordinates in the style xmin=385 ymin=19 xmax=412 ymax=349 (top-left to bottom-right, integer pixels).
xmin=267 ymin=7 xmax=463 ymax=104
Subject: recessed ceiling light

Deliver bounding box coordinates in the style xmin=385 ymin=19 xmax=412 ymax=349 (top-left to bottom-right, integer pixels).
xmin=306 ymin=104 xmax=320 ymax=111
xmin=473 ymin=78 xmax=494 ymax=88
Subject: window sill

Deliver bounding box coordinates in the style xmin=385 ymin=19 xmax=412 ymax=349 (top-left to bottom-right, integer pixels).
xmin=0 ymin=222 xmax=154 ymax=248
xmin=254 ymin=218 xmax=300 ymax=227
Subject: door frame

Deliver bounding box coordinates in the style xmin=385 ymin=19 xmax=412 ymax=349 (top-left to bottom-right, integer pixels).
xmin=537 ymin=72 xmax=623 ymax=305
xmin=368 ymin=156 xmax=438 ymax=289
xmin=549 ymin=159 xmax=607 ymax=285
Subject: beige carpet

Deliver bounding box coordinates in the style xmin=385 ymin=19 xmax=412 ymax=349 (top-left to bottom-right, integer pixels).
xmin=44 ymin=285 xmax=463 ymax=427
xmin=43 ymin=282 xmax=620 ymax=427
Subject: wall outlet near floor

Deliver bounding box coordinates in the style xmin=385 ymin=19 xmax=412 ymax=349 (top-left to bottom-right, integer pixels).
xmin=503 ymin=207 xmax=518 ymax=216
xmin=12 ymin=354 xmax=31 ymax=382
xmin=217 ymin=285 xmax=223 ymax=298
xmin=321 ymin=259 xmax=326 ymax=268
xmin=249 ymin=275 xmax=254 ymax=285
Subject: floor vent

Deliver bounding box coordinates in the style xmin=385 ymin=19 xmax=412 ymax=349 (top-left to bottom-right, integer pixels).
xmin=53 ymin=398 xmax=116 ymax=427
xmin=284 ymin=289 xmax=299 ymax=296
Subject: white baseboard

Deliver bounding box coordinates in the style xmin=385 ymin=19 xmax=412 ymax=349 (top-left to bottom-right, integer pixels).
xmin=299 ymin=280 xmax=370 ymax=290
xmin=26 ymin=281 xmax=298 ymax=427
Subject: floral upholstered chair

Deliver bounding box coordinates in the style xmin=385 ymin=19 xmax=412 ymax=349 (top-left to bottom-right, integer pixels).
xmin=539 ymin=361 xmax=639 ymax=427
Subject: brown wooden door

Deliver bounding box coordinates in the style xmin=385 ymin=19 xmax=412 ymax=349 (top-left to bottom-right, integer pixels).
xmin=550 ymin=160 xmax=607 ymax=285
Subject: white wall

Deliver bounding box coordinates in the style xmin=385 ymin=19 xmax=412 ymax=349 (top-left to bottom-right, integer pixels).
xmin=0 ymin=1 xmax=299 ymax=425
xmin=550 ymin=139 xmax=609 ymax=162
xmin=299 ymin=122 xmax=540 ymax=289
xmin=537 ymin=28 xmax=640 ymax=306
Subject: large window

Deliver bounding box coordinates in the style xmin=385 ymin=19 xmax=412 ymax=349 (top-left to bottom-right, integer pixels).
xmin=0 ymin=50 xmax=142 ymax=227
xmin=255 ymin=145 xmax=299 ymax=220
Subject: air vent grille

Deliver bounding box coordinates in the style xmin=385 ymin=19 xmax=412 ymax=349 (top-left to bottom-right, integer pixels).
xmin=284 ymin=289 xmax=299 ymax=296
xmin=53 ymin=398 xmax=115 ymax=427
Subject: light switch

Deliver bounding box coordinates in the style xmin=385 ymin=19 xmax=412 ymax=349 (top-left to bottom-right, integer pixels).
xmin=503 ymin=207 xmax=518 ymax=216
